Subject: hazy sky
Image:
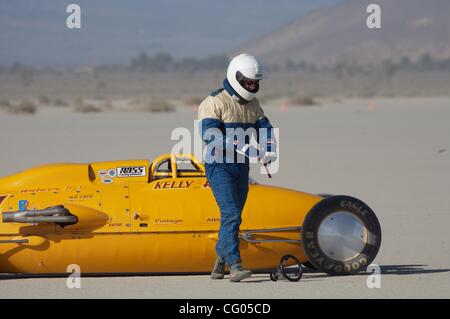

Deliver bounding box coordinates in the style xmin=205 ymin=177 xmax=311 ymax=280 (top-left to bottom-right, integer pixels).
xmin=0 ymin=0 xmax=343 ymax=66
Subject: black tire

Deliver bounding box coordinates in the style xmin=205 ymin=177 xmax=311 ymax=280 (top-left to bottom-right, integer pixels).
xmin=301 ymin=195 xmax=381 ymax=275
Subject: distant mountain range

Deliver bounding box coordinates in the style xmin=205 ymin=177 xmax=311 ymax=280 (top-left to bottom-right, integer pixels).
xmin=0 ymin=0 xmax=340 ymax=66
xmin=237 ymin=0 xmax=450 ymax=66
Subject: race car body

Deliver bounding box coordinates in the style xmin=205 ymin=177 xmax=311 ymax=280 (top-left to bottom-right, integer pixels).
xmin=0 ymin=154 xmax=381 ymax=276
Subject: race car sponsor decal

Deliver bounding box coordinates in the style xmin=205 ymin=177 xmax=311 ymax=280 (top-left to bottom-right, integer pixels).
xmin=102 ymin=178 xmax=113 ymax=184
xmin=20 ymin=188 xmax=60 ymax=194
xmin=19 ymin=200 xmax=29 ymax=211
xmin=68 ymin=194 xmax=94 ymax=201
xmin=117 ymin=166 xmax=146 ymax=177
xmin=64 ymin=186 xmax=89 ymax=192
xmin=98 ymin=170 xmax=107 ymax=179
xmin=153 ymin=180 xmax=194 ymax=190
xmin=0 ymin=195 xmax=8 ymax=207
xmin=340 ymin=200 xmax=369 ymax=215
xmin=154 ymin=218 xmax=183 ymax=225
xmin=107 ymin=169 xmax=117 ymax=178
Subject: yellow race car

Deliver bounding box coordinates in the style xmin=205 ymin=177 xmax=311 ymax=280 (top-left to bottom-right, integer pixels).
xmin=0 ymin=153 xmax=381 ymax=276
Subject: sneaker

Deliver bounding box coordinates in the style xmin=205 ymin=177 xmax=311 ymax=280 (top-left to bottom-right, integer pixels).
xmin=210 ymin=256 xmax=225 ymax=280
xmin=229 ymin=263 xmax=252 ymax=282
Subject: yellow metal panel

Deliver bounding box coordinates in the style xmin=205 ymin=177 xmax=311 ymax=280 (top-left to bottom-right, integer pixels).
xmin=0 ymin=233 xmax=308 ymax=273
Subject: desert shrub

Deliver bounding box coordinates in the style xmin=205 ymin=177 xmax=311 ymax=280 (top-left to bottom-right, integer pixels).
xmin=53 ymin=97 xmax=69 ymax=107
xmin=0 ymin=98 xmax=11 ymax=107
xmin=103 ymin=98 xmax=114 ymax=110
xmin=74 ymin=97 xmax=84 ymax=108
xmin=9 ymin=100 xmax=37 ymax=114
xmin=74 ymin=103 xmax=102 ymax=113
xmin=289 ymin=95 xmax=318 ymax=106
xmin=0 ymin=99 xmax=11 ymax=113
xmin=129 ymin=97 xmax=175 ymax=113
xmin=128 ymin=98 xmax=144 ymax=106
xmin=72 ymin=96 xmax=102 ymax=113
xmin=144 ymin=98 xmax=175 ymax=113
xmin=184 ymin=96 xmax=203 ymax=106
xmin=38 ymin=95 xmax=51 ymax=105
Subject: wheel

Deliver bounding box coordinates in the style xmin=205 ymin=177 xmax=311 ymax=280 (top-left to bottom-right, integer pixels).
xmin=301 ymin=261 xmax=317 ymax=270
xmin=279 ymin=255 xmax=302 ymax=282
xmin=301 ymin=195 xmax=381 ymax=275
xmin=269 ymin=272 xmax=278 ymax=281
xmin=270 ymin=255 xmax=303 ymax=282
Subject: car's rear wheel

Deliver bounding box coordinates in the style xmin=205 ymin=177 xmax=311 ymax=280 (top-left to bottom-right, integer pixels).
xmin=301 ymin=195 xmax=381 ymax=275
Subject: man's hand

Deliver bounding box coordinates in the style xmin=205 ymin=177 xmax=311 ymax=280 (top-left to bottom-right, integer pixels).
xmin=261 ymin=151 xmax=277 ymax=165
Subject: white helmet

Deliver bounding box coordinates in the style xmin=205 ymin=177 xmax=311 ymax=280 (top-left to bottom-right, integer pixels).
xmin=226 ymin=53 xmax=264 ymax=102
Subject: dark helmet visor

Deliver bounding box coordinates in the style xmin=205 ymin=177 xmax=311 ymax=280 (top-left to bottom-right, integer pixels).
xmin=236 ymin=71 xmax=260 ymax=93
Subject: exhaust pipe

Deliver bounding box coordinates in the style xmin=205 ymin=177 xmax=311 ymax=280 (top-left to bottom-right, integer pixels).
xmin=2 ymin=205 xmax=78 ymax=225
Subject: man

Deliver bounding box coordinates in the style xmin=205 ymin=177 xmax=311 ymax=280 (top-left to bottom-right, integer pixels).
xmin=197 ymin=53 xmax=277 ymax=282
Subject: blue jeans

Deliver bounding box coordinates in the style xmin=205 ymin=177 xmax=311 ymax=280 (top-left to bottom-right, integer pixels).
xmin=205 ymin=163 xmax=250 ymax=266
